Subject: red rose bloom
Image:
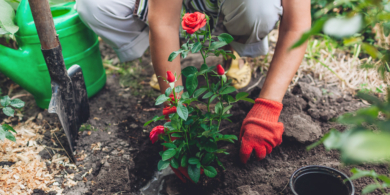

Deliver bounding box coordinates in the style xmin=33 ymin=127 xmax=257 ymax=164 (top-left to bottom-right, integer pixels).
xmin=182 ymin=12 xmax=207 ymax=34
xmin=150 ymin=125 xmax=165 ymax=144
xmin=216 ymin=64 xmax=225 ymax=75
xmin=167 ymin=71 xmax=176 ymax=83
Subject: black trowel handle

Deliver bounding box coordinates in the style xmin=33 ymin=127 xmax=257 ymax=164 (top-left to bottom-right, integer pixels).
xmin=28 ymin=0 xmax=58 ymax=50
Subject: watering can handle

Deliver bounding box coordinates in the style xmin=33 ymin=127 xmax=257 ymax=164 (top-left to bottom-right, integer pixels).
xmin=27 ymin=0 xmax=58 ymax=50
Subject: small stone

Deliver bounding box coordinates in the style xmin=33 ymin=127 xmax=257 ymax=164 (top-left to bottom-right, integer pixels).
xmin=130 ymin=123 xmax=138 ymax=129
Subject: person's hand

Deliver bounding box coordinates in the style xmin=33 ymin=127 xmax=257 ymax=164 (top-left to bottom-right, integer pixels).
xmin=239 ymin=98 xmax=284 ymax=164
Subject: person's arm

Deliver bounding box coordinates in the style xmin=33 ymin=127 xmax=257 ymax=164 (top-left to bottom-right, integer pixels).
xmin=148 ymin=0 xmax=183 ymax=94
xmin=259 ymin=0 xmax=311 ymax=102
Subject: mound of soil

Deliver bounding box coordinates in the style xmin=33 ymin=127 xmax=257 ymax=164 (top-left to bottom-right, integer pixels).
xmin=8 ymin=42 xmax=387 ymax=195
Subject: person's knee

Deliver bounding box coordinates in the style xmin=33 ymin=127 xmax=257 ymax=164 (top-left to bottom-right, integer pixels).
xmin=76 ymin=0 xmax=106 ymax=27
xmin=223 ymin=0 xmax=282 ymax=38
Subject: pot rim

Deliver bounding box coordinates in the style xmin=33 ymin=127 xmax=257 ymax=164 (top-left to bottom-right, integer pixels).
xmin=289 ymin=165 xmax=355 ymax=195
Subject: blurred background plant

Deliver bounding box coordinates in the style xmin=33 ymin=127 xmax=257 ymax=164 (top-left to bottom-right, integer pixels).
xmin=294 ymin=0 xmax=390 ymax=194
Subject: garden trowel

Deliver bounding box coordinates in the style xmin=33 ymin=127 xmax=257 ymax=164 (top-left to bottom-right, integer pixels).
xmin=28 ymin=0 xmax=90 ymax=155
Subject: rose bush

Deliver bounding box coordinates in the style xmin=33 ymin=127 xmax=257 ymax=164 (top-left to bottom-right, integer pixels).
xmin=145 ymin=12 xmax=254 ymax=183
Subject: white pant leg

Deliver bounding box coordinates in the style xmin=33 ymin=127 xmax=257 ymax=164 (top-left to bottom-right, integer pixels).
xmin=221 ymin=0 xmax=283 ymax=57
xmin=76 ymin=0 xmax=149 ymax=62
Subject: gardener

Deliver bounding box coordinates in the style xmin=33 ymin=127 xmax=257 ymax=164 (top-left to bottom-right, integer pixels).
xmin=76 ymin=0 xmax=311 ymax=163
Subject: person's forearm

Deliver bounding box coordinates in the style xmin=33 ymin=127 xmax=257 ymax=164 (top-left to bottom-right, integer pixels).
xmin=149 ymin=26 xmax=182 ymax=94
xmin=259 ymin=0 xmax=311 ymax=103
xmin=259 ymin=30 xmax=307 ymax=103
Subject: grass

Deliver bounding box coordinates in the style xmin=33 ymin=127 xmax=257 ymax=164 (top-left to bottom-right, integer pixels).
xmin=253 ymin=28 xmax=390 ymax=95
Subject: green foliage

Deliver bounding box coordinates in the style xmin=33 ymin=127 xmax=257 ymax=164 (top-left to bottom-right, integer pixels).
xmin=0 ymin=124 xmax=16 ymax=142
xmin=145 ymin=15 xmax=252 ymax=183
xmin=309 ymin=91 xmax=390 ymax=194
xmin=0 ymin=95 xmax=24 ymax=117
xmin=302 ymin=0 xmax=390 ymax=74
xmin=0 ymin=0 xmax=19 ymax=35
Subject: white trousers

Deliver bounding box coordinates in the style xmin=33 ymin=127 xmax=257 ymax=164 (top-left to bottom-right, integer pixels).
xmin=76 ymin=0 xmax=283 ymax=62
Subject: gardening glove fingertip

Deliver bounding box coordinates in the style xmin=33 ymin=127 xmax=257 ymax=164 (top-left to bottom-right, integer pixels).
xmin=239 ymin=140 xmax=253 ymax=164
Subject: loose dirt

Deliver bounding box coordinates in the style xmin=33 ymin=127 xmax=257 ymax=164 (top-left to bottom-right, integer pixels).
xmin=1 ymin=41 xmax=389 ymax=195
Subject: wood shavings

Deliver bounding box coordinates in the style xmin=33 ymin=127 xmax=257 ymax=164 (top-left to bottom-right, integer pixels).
xmin=0 ymin=122 xmax=78 ymax=194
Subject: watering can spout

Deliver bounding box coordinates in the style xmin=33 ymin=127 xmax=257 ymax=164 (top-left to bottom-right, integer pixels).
xmin=0 ymin=45 xmax=30 ymax=84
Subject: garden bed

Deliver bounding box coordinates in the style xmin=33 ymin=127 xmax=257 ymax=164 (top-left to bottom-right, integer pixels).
xmin=1 ymin=42 xmax=389 ymax=195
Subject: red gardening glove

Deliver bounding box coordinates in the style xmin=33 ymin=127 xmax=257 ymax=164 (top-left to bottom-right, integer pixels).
xmin=239 ymin=98 xmax=284 ymax=164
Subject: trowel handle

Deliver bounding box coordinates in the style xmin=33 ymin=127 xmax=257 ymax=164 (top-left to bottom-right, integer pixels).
xmin=28 ymin=0 xmax=58 ymax=50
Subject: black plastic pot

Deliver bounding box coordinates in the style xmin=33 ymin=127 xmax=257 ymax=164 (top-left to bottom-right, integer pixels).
xmin=290 ymin=165 xmax=355 ymax=195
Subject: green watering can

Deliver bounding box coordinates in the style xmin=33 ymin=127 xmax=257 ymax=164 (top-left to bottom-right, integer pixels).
xmin=0 ymin=0 xmax=106 ymax=109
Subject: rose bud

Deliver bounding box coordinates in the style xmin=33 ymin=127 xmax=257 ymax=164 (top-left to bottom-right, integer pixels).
xmin=167 ymin=71 xmax=176 ymax=83
xmin=149 ymin=125 xmax=165 ymax=144
xmin=216 ymin=64 xmax=225 ymax=75
xmin=182 ymin=12 xmax=207 ymax=34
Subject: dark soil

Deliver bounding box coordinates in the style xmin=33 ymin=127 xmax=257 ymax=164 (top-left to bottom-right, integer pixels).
xmin=1 ymin=41 xmax=388 ymax=195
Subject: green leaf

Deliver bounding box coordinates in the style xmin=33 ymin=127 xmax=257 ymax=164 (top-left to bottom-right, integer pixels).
xmin=186 ymin=74 xmax=198 ymax=95
xmin=1 ymin=96 xmax=10 ymax=107
xmin=220 ymin=86 xmax=236 ymax=95
xmin=201 ymin=153 xmax=214 ymax=165
xmin=0 ymin=126 xmax=5 ymax=141
xmin=350 ymin=168 xmax=377 ymax=180
xmin=191 ymin=42 xmax=202 ymax=53
xmin=204 ymin=142 xmax=218 ymax=152
xmin=10 ymin=99 xmax=24 ymax=108
xmin=215 ymin=102 xmax=222 ymax=114
xmin=181 ymin=155 xmax=188 ymax=167
xmin=341 ymin=131 xmax=390 ymax=163
xmin=202 ymin=92 xmax=214 ymax=99
xmin=144 ymin=115 xmax=165 ymax=126
xmin=182 ymin=50 xmax=189 ymax=59
xmin=291 ymin=18 xmax=327 ymax=49
xmin=170 ymin=158 xmax=179 ymax=169
xmin=204 ymin=166 xmax=217 ymax=178
xmin=384 ymin=22 xmax=390 ymax=36
xmin=223 ymin=135 xmax=238 ymax=140
xmin=222 ymin=105 xmax=232 ymax=114
xmin=218 ymin=33 xmax=234 ymax=44
xmin=235 ymin=92 xmax=249 ymax=100
xmin=188 ymin=165 xmax=201 ymax=183
xmin=5 ymin=131 xmax=15 ymax=142
xmin=155 ymin=94 xmax=170 ymax=105
xmin=209 ymin=41 xmax=227 ymax=50
xmin=162 ymin=148 xmax=177 ymax=161
xmin=3 ymin=107 xmax=14 ymax=117
xmin=188 ymin=157 xmax=200 ymax=165
xmin=378 ymin=175 xmax=390 ymax=184
xmin=2 ymin=124 xmax=15 ymax=133
xmin=175 ymin=86 xmax=184 ymax=93
xmin=171 ymin=133 xmax=182 ymax=138
xmin=209 ymin=94 xmax=218 ymax=103
xmin=323 ymin=14 xmax=362 ymax=38
xmin=193 ymin=88 xmax=207 ymax=98
xmin=181 ymin=92 xmax=189 ymax=99
xmin=177 ymin=103 xmax=188 ymax=121
xmin=161 ymin=143 xmax=177 ymax=148
xmin=157 ymin=160 xmax=170 ymax=171
xmin=240 ymin=98 xmax=255 ymax=103
xmin=361 ymin=43 xmax=382 ymax=59
xmin=165 ymin=87 xmax=172 ymax=96
xmin=216 ymin=158 xmax=225 ymax=170
xmin=182 ymin=66 xmax=198 ymax=77
xmin=168 ymin=51 xmax=181 ymax=62
xmin=0 ymin=0 xmax=19 ymax=34
xmin=362 ymin=184 xmax=380 ymax=194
